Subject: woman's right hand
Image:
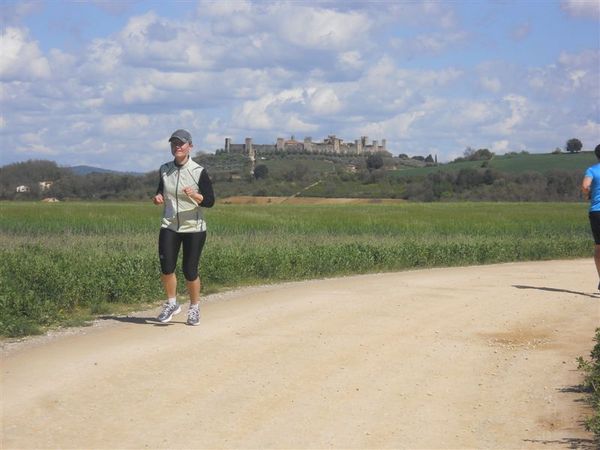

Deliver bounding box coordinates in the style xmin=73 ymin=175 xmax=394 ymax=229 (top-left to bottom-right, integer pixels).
xmin=153 ymin=193 xmax=164 ymax=205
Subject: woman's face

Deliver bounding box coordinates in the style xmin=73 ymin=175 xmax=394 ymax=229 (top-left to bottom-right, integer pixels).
xmin=171 ymin=139 xmax=191 ymax=162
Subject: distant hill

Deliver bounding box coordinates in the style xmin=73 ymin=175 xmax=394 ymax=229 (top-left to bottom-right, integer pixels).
xmin=68 ymin=165 xmax=145 ymax=176
xmin=389 ymin=151 xmax=596 ymax=179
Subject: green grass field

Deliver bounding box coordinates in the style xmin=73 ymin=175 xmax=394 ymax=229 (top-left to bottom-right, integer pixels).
xmin=391 ymin=151 xmax=596 ymax=178
xmin=0 ymin=201 xmax=592 ymax=337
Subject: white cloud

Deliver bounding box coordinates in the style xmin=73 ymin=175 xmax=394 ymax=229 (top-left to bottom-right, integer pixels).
xmin=231 ymin=86 xmax=339 ymax=136
xmin=83 ymin=38 xmax=123 ymax=76
xmin=69 ymin=121 xmax=93 ymax=133
xmin=102 ymin=114 xmax=151 ymax=134
xmin=233 ymin=97 xmax=275 ymax=130
xmin=491 ymin=140 xmax=510 ymax=152
xmin=18 ymin=128 xmax=57 ymax=155
xmin=198 ymin=0 xmax=252 ymax=17
xmin=120 ymin=11 xmax=159 ymax=40
xmin=558 ymin=49 xmax=598 ymax=67
xmin=0 ymin=27 xmax=51 ymax=80
xmin=83 ymin=98 xmax=104 ymax=109
xmin=385 ymin=1 xmax=458 ymax=29
xmin=568 ymin=69 xmax=587 ymax=88
xmin=48 ymin=49 xmax=77 ymax=76
xmin=526 ymin=50 xmax=599 ymax=100
xmin=204 ymin=133 xmax=225 ymax=150
xmin=308 ymin=87 xmax=342 ymax=115
xmin=273 ymin=4 xmax=371 ymax=50
xmin=122 ymin=83 xmax=160 ymax=104
xmin=441 ymin=100 xmax=497 ymax=128
xmin=150 ymin=137 xmax=167 ymax=151
xmin=360 ymin=109 xmax=427 ymax=141
xmin=487 ymin=94 xmax=531 ymax=135
xmin=0 ymin=1 xmax=43 ymax=23
xmin=574 ymin=120 xmax=600 ymax=146
xmin=561 ymin=0 xmax=600 ymax=18
xmin=393 ymin=31 xmax=468 ymax=56
xmin=338 ymin=51 xmax=364 ymax=70
xmin=359 ymin=57 xmax=462 ymax=108
xmin=210 ymin=14 xmax=256 ymax=35
xmin=480 ymin=76 xmax=501 ymax=92
xmin=23 ymin=144 xmax=57 ymax=155
xmin=286 ymin=116 xmax=318 ymax=133
xmin=90 ymin=0 xmax=135 ymax=16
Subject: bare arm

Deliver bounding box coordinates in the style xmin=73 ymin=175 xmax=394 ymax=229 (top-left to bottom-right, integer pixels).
xmin=582 ymin=176 xmax=592 ymax=198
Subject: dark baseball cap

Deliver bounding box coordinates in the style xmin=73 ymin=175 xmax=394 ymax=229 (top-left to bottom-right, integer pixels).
xmin=169 ymin=129 xmax=192 ymax=144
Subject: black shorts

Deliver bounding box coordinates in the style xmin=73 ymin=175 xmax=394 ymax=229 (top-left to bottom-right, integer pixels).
xmin=589 ymin=212 xmax=600 ymax=245
xmin=158 ymin=228 xmax=207 ymax=281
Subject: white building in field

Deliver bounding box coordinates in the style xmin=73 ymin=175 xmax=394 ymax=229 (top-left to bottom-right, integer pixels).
xmin=39 ymin=181 xmax=53 ymax=191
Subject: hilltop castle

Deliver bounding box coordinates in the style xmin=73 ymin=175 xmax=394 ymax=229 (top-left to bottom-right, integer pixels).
xmin=224 ymin=135 xmax=387 ymax=158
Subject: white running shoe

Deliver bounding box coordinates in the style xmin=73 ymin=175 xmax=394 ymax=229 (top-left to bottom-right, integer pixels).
xmin=187 ymin=307 xmax=200 ymax=326
xmin=157 ymin=303 xmax=181 ymax=323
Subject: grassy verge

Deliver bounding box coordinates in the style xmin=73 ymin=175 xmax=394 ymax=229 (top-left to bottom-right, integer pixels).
xmin=0 ymin=201 xmax=592 ymax=337
xmin=577 ymin=328 xmax=600 ymax=440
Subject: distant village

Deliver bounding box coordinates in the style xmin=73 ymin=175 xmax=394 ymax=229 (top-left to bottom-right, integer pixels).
xmin=224 ymin=135 xmax=388 ymax=157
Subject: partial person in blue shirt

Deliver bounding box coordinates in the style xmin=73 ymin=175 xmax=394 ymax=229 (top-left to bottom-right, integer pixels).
xmin=581 ymin=143 xmax=600 ymax=291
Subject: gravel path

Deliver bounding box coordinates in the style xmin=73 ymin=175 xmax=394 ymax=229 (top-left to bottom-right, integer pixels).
xmin=2 ymin=259 xmax=599 ymax=449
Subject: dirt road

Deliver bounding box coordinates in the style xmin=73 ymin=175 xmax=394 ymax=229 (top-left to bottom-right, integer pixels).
xmin=2 ymin=260 xmax=599 ymax=449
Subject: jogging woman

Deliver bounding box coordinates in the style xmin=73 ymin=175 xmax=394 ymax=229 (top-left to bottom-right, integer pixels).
xmin=153 ymin=129 xmax=215 ymax=325
xmin=582 ymin=143 xmax=600 ymax=291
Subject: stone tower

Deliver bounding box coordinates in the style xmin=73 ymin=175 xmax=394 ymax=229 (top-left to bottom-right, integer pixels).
xmin=245 ymin=138 xmax=255 ymax=174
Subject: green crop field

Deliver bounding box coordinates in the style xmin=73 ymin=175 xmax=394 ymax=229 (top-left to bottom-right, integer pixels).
xmin=391 ymin=151 xmax=596 ymax=178
xmin=0 ymin=201 xmax=592 ymax=337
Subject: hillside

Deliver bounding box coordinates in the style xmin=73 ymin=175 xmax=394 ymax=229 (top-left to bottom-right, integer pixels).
xmin=0 ymin=151 xmax=594 ymax=202
xmin=68 ymin=165 xmax=144 ymax=176
xmin=197 ymin=150 xmax=591 ymax=202
xmin=390 ymin=151 xmax=596 ymax=178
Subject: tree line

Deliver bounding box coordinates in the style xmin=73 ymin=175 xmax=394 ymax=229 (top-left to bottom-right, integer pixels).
xmin=0 ymin=160 xmax=158 ymax=201
xmin=402 ymin=168 xmax=583 ymax=202
xmin=0 ymin=158 xmax=588 ymax=203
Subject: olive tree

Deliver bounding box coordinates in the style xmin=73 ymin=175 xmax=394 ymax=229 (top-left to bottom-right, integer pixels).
xmin=565 ymin=138 xmax=583 ymax=153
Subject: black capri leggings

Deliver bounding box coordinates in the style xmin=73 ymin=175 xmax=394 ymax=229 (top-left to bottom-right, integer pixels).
xmin=590 ymin=212 xmax=600 ymax=245
xmin=158 ymin=228 xmax=207 ymax=281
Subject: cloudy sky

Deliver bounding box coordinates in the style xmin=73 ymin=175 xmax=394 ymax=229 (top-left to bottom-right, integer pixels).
xmin=1 ymin=0 xmax=599 ymax=172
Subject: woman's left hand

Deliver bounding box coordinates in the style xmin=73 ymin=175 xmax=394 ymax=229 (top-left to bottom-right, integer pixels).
xmin=183 ymin=186 xmax=203 ymax=203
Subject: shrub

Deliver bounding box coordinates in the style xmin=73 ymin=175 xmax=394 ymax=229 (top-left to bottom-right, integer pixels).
xmin=254 ymin=164 xmax=269 ymax=179
xmin=577 ymin=328 xmax=600 ymax=438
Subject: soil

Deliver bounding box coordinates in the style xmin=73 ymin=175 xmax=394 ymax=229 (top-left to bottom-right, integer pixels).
xmin=1 ymin=259 xmax=599 ymax=449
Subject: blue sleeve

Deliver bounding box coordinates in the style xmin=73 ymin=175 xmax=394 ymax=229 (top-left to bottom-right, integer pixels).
xmin=586 ymin=167 xmax=594 ymax=178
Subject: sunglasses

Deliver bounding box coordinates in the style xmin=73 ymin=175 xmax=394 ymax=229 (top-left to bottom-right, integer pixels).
xmin=170 ymin=140 xmax=188 ymax=148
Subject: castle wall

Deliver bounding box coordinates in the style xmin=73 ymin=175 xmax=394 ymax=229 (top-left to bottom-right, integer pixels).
xmin=252 ymin=144 xmax=277 ymax=153
xmin=229 ymin=144 xmax=246 ymax=153
xmin=285 ymin=143 xmax=304 ymax=152
xmin=224 ymin=136 xmax=387 ymax=155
